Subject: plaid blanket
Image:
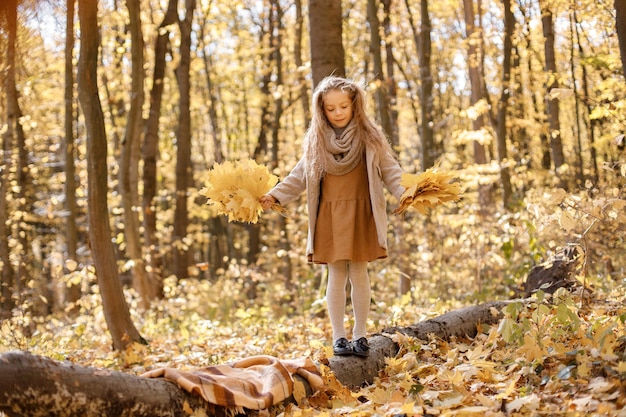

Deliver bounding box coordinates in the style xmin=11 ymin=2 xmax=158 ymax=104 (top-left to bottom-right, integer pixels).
xmin=141 ymin=355 xmax=323 ymax=410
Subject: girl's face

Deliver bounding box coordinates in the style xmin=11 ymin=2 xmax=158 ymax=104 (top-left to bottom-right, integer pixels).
xmin=323 ymin=90 xmax=353 ymax=129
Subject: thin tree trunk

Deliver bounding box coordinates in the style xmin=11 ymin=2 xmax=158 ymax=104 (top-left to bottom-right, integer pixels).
xmin=4 ymin=0 xmax=30 ymax=304
xmin=77 ymin=0 xmax=145 ymax=351
xmin=173 ymin=0 xmax=196 ymax=280
xmin=270 ymin=1 xmax=293 ymax=284
xmin=399 ymin=0 xmax=424 ymax=165
xmin=462 ymin=0 xmax=490 ymax=209
xmin=199 ymin=3 xmax=224 ymax=165
xmin=419 ymin=0 xmax=435 ymax=170
xmin=616 ymin=0 xmax=626 ymax=80
xmin=382 ymin=0 xmax=399 ymax=148
xmin=518 ymin=4 xmax=551 ymax=170
xmin=495 ymin=0 xmax=514 ymax=209
xmin=540 ymin=2 xmax=566 ymax=184
xmin=248 ymin=1 xmax=277 ymax=271
xmin=0 ymin=0 xmax=17 ymax=317
xmin=143 ymin=0 xmax=177 ymax=293
xmin=294 ymin=0 xmax=311 ymax=125
xmin=574 ymin=11 xmax=599 ymax=183
xmin=367 ymin=0 xmax=392 ymax=139
xmin=569 ymin=11 xmax=585 ymax=186
xmin=64 ymin=0 xmax=81 ymax=306
xmin=121 ymin=0 xmax=151 ymax=308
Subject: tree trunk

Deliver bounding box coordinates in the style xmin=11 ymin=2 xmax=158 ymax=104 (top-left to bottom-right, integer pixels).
xmin=574 ymin=11 xmax=599 ymax=183
xmin=616 ymin=0 xmax=626 ymax=80
xmin=0 ymin=0 xmax=18 ymax=317
xmin=0 ymin=351 xmax=218 ymax=417
xmin=381 ymin=0 xmax=399 ymax=149
xmin=540 ymin=2 xmax=566 ymax=184
xmin=77 ymin=0 xmax=145 ymax=351
xmin=143 ymin=0 xmax=177 ymax=295
xmin=568 ymin=11 xmax=585 ymax=187
xmin=419 ymin=0 xmax=435 ymax=171
xmin=4 ymin=0 xmax=32 ymax=307
xmin=64 ymin=0 xmax=81 ymax=306
xmin=495 ymin=0 xmax=514 ymax=209
xmin=366 ymin=0 xmax=392 ymax=140
xmin=308 ymin=0 xmax=345 ymax=87
xmin=121 ymin=0 xmax=151 ymax=309
xmin=294 ymin=0 xmax=311 ymax=125
xmin=247 ymin=3 xmax=275 ymax=271
xmin=332 ymin=299 xmax=520 ymax=388
xmin=172 ymin=0 xmax=195 ymax=280
xmin=462 ymin=0 xmax=491 ymax=210
xmin=199 ymin=6 xmax=224 ymax=165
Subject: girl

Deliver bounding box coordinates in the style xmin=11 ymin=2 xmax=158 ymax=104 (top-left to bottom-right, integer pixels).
xmin=260 ymin=76 xmax=404 ymax=357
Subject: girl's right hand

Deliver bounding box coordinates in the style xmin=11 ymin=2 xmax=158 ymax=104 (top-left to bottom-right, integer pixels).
xmin=259 ymin=195 xmax=277 ymax=210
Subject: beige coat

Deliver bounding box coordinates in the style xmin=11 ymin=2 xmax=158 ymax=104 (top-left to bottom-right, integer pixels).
xmin=269 ymin=148 xmax=404 ymax=258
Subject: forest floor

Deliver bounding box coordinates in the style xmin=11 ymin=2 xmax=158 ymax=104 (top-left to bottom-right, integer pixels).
xmin=1 ymin=273 xmax=625 ymax=416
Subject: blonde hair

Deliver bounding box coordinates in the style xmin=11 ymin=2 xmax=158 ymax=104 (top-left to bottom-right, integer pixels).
xmin=303 ymin=76 xmax=395 ymax=180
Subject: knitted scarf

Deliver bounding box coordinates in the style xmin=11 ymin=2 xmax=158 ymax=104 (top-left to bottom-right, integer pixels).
xmin=319 ymin=120 xmax=363 ymax=176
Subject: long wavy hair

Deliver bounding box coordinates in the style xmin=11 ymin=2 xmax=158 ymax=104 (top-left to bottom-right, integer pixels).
xmin=303 ymin=76 xmax=395 ymax=180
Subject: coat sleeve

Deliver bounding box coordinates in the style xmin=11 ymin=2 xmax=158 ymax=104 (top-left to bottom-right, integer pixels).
xmin=267 ymin=158 xmax=307 ymax=205
xmin=379 ymin=151 xmax=405 ymax=201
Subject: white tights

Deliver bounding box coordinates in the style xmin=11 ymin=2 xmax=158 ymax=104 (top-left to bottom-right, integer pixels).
xmin=326 ymin=260 xmax=371 ymax=341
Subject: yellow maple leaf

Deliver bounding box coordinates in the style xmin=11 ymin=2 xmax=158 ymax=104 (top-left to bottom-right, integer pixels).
xmin=199 ymin=159 xmax=286 ymax=223
xmin=394 ymin=167 xmax=461 ymax=215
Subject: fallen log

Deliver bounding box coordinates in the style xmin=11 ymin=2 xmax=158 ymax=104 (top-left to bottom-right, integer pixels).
xmin=329 ymin=299 xmax=524 ymax=388
xmin=0 ymin=351 xmax=219 ymax=417
xmin=0 ymin=299 xmax=529 ymax=416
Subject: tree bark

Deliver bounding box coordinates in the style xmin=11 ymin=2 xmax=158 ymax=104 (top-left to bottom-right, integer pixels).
xmin=540 ymin=2 xmax=566 ymax=183
xmin=172 ymin=0 xmax=195 ymax=280
xmin=198 ymin=13 xmax=224 ymax=165
xmin=308 ymin=0 xmax=345 ymax=87
xmin=418 ymin=0 xmax=435 ymax=171
xmin=330 ymin=299 xmax=520 ymax=387
xmin=77 ymin=0 xmax=145 ymax=350
xmin=64 ymin=0 xmax=81 ymax=306
xmin=0 ymin=0 xmax=18 ymax=317
xmin=121 ymin=0 xmax=151 ymax=308
xmin=616 ymin=0 xmax=626 ymax=80
xmin=143 ymin=0 xmax=177 ymax=294
xmin=0 ymin=351 xmax=218 ymax=417
xmin=495 ymin=0 xmax=514 ymax=209
xmin=3 ymin=0 xmax=32 ymax=309
xmin=294 ymin=0 xmax=311 ymax=125
xmin=381 ymin=0 xmax=399 ymax=149
xmin=462 ymin=0 xmax=491 ymax=210
xmin=366 ymin=0 xmax=392 ymax=140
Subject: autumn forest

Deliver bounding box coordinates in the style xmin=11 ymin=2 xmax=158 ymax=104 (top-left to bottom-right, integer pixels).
xmin=1 ymin=0 xmax=626 ymax=415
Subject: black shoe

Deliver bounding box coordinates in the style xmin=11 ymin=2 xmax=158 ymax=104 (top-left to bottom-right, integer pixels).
xmin=352 ymin=337 xmax=369 ymax=357
xmin=333 ymin=338 xmax=353 ymax=356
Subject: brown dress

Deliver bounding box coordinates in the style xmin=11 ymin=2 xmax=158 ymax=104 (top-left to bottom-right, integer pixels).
xmin=310 ymin=157 xmax=387 ymax=264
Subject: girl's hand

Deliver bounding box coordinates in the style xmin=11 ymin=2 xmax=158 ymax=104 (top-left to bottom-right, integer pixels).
xmin=259 ymin=194 xmax=277 ymax=210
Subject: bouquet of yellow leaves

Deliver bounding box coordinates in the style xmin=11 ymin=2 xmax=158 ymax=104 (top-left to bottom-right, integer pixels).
xmin=199 ymin=159 xmax=286 ymax=223
xmin=393 ymin=167 xmax=461 ymax=215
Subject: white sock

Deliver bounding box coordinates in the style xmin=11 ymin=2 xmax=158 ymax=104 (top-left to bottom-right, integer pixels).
xmin=348 ymin=261 xmax=371 ymax=340
xmin=326 ymin=261 xmax=348 ymax=341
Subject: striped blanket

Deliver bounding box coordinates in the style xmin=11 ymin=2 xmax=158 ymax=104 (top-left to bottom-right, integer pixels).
xmin=141 ymin=355 xmax=324 ymax=410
